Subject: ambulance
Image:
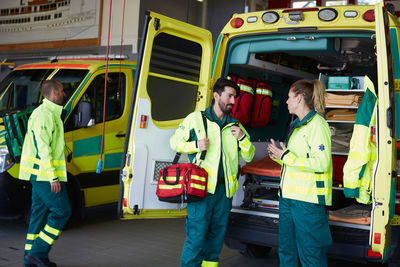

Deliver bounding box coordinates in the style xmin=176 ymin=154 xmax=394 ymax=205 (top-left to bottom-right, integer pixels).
xmin=0 ymin=59 xmax=136 ymax=221
xmin=119 ymin=2 xmax=400 ymax=264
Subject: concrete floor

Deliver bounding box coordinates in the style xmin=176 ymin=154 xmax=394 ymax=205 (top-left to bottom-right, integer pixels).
xmin=0 ymin=205 xmax=388 ymax=267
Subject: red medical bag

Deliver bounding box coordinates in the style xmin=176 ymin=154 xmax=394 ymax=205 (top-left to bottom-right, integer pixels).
xmin=250 ymin=81 xmax=273 ymax=128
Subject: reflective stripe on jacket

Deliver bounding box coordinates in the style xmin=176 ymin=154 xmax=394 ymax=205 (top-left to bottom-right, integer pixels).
xmin=343 ymin=76 xmax=377 ymax=205
xmin=19 ymin=98 xmax=67 ymax=182
xmin=278 ymin=111 xmax=333 ymax=205
xmin=170 ymin=110 xmax=255 ymax=198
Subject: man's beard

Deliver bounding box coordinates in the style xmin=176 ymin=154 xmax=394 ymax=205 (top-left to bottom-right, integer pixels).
xmin=219 ymin=101 xmax=233 ymax=114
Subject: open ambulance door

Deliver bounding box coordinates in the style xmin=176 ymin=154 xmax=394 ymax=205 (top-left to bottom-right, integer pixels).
xmin=118 ymin=11 xmax=213 ymax=219
xmin=371 ymin=2 xmax=397 ymax=260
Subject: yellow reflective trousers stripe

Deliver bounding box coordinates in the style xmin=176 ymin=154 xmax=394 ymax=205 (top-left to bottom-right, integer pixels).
xmin=202 ymin=260 xmax=218 ymax=267
xmin=25 ymin=244 xmax=32 ymax=250
xmin=44 ymin=224 xmax=61 ymax=236
xmin=39 ymin=231 xmax=55 ymax=245
xmin=26 ymin=234 xmax=38 ymax=240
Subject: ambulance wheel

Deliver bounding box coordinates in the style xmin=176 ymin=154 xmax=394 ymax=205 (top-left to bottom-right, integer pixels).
xmin=240 ymin=243 xmax=271 ymax=258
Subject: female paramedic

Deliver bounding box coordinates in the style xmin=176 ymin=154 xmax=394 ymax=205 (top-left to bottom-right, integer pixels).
xmin=268 ymin=79 xmax=333 ymax=267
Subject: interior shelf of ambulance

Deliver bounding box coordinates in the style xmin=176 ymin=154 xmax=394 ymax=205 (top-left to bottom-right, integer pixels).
xmin=226 ymin=34 xmax=375 ymax=231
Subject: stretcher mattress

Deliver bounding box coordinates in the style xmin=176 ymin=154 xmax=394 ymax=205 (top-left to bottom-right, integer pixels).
xmin=241 ymin=156 xmax=281 ymax=177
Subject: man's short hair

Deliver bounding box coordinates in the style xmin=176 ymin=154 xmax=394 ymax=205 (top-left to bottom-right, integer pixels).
xmin=213 ymin=78 xmax=240 ymax=96
xmin=41 ymin=80 xmax=61 ymax=98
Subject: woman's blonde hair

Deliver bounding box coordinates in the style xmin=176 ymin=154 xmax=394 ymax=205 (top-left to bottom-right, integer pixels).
xmin=290 ymin=79 xmax=326 ymax=114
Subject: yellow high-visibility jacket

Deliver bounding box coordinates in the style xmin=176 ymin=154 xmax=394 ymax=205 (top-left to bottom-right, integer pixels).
xmin=276 ymin=110 xmax=333 ymax=205
xmin=343 ymin=76 xmax=377 ymax=205
xmin=170 ymin=108 xmax=255 ymax=198
xmin=19 ymin=98 xmax=67 ymax=183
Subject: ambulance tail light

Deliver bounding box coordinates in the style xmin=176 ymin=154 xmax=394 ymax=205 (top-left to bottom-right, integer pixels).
xmin=318 ymin=8 xmax=338 ymax=21
xmin=230 ymin=17 xmax=244 ymax=28
xmin=140 ymin=115 xmax=148 ymax=128
xmin=363 ymin=9 xmax=375 ymax=22
xmin=374 ymin=233 xmax=381 ymax=244
xmin=123 ymin=197 xmax=128 ymax=207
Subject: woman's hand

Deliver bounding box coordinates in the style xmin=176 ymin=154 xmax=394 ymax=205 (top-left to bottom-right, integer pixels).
xmin=267 ymin=138 xmax=287 ymax=160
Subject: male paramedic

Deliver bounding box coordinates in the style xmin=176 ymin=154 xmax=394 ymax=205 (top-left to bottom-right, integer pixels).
xmin=170 ymin=78 xmax=255 ymax=267
xmin=20 ymin=80 xmax=72 ymax=267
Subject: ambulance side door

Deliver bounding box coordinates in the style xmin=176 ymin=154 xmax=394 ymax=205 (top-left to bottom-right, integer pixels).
xmin=371 ymin=2 xmax=397 ymax=260
xmin=119 ymin=11 xmax=213 ymax=218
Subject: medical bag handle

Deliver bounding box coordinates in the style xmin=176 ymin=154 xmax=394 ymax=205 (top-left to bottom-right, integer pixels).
xmin=172 ymin=111 xmax=208 ymax=165
xmin=162 ymin=167 xmax=180 ymax=186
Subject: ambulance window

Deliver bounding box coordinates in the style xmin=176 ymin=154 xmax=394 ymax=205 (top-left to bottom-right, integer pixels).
xmin=147 ymin=32 xmax=202 ymax=121
xmin=65 ymin=72 xmax=126 ymax=131
xmin=51 ymin=69 xmax=88 ymax=104
xmin=0 ymin=69 xmax=51 ymax=111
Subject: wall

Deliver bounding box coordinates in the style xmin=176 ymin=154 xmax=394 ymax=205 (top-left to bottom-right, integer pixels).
xmin=101 ymin=0 xmax=140 ymax=54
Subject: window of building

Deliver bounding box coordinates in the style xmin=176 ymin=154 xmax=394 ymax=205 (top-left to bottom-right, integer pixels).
xmin=292 ymin=1 xmax=317 ymax=8
xmin=357 ymin=0 xmax=379 ymax=4
xmin=325 ymin=0 xmax=347 ymax=6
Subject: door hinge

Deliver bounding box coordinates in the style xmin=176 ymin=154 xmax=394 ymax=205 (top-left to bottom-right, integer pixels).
xmin=154 ymin=18 xmax=160 ymax=30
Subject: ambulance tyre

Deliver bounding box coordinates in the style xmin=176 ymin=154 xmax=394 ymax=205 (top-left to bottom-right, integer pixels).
xmin=240 ymin=243 xmax=272 ymax=258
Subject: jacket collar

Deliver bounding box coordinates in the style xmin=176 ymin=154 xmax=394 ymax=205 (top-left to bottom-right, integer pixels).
xmin=290 ymin=109 xmax=317 ymax=129
xmin=204 ymin=104 xmax=238 ymax=126
xmin=286 ymin=109 xmax=317 ymax=141
xmin=43 ymin=98 xmax=63 ymax=116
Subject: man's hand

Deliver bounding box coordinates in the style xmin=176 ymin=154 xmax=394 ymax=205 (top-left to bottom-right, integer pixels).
xmin=51 ymin=181 xmax=61 ymax=194
xmin=231 ymin=125 xmax=244 ymax=140
xmin=198 ymin=137 xmax=209 ymax=151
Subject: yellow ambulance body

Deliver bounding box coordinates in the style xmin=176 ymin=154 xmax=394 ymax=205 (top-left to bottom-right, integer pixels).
xmin=120 ymin=3 xmax=399 ymax=264
xmin=0 ymin=60 xmax=136 ymax=220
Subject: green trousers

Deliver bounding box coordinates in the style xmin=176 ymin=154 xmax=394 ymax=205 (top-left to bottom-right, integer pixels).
xmin=279 ymin=197 xmax=332 ymax=267
xmin=181 ymin=184 xmax=232 ymax=267
xmin=24 ymin=179 xmax=71 ymax=263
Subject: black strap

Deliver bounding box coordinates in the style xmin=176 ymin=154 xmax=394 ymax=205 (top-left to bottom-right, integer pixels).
xmin=162 ymin=167 xmax=180 ymax=185
xmin=199 ymin=111 xmax=207 ymax=161
xmin=172 ymin=111 xmax=208 ymax=164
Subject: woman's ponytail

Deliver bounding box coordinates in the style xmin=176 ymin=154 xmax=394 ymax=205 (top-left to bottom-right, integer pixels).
xmin=312 ymin=79 xmax=326 ymax=115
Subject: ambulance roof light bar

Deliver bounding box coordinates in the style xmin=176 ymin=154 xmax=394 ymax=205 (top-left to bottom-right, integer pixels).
xmin=48 ymin=54 xmax=129 ymax=61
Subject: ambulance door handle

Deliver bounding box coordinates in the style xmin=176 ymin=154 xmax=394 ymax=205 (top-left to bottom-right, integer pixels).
xmin=116 ymin=133 xmax=126 ymax=138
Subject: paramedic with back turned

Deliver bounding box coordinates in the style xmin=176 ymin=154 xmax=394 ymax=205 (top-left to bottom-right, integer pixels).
xmin=268 ymin=79 xmax=332 ymax=267
xmin=170 ymin=78 xmax=255 ymax=267
xmin=20 ymin=80 xmax=71 ymax=267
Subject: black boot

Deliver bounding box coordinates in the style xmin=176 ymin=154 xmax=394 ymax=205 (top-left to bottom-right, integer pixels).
xmin=25 ymin=254 xmax=57 ymax=267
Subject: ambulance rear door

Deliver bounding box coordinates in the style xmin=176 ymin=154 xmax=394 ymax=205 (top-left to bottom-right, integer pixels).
xmin=119 ymin=11 xmax=213 ymax=219
xmin=371 ymin=2 xmax=398 ymax=260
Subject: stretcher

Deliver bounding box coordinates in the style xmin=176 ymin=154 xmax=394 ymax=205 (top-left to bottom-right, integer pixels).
xmin=240 ymin=156 xmax=371 ymax=225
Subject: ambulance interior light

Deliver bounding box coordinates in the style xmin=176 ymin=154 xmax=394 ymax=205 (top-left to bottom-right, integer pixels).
xmin=318 ymin=8 xmax=338 ymax=21
xmin=262 ymin=11 xmax=279 ymax=24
